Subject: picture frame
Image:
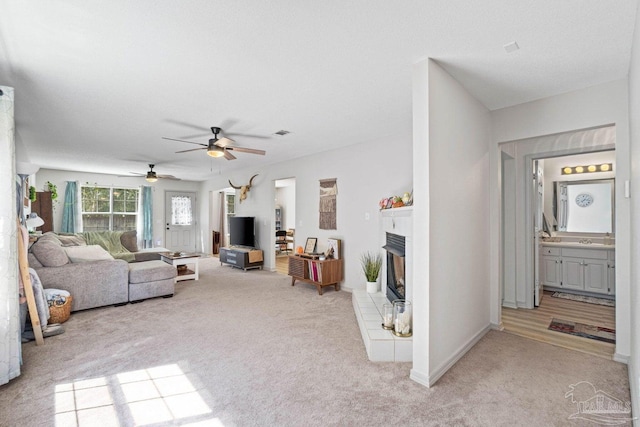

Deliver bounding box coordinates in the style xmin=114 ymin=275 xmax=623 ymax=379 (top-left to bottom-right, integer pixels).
xmin=304 ymin=237 xmax=317 ymax=254
xmin=326 ymin=238 xmax=341 ymax=259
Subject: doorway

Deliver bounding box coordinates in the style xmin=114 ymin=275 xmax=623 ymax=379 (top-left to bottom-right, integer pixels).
xmin=165 ymin=191 xmax=197 ymax=253
xmin=274 ymin=178 xmax=296 ymax=274
xmin=499 ymin=127 xmax=618 ymax=358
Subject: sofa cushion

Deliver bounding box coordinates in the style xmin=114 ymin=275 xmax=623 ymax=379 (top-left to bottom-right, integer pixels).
xmin=120 ymin=230 xmax=139 ymax=252
xmin=64 ymin=245 xmax=114 ymax=263
xmin=128 ymin=260 xmax=176 ymax=284
xmin=81 ymin=231 xmax=135 ymax=262
xmin=58 ymin=233 xmax=87 ymax=246
xmin=31 ymin=240 xmax=70 ymax=267
xmin=28 ymin=252 xmax=43 ymax=268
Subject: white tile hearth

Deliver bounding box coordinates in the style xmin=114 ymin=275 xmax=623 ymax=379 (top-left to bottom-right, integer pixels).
xmin=352 ymin=290 xmax=412 ymax=362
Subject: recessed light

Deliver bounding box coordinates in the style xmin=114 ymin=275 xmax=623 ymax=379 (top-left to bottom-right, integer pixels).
xmin=274 ymin=130 xmax=291 ymax=136
xmin=504 ymin=41 xmax=519 ymax=53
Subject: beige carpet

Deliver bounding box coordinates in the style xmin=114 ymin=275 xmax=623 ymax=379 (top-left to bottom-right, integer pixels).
xmin=0 ymin=258 xmax=631 ymax=426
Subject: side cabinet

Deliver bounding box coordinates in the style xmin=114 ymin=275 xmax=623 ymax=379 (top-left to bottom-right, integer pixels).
xmin=220 ymin=247 xmax=264 ymax=271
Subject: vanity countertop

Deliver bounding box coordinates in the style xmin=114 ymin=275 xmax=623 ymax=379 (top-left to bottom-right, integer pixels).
xmin=540 ymin=241 xmax=615 ymax=249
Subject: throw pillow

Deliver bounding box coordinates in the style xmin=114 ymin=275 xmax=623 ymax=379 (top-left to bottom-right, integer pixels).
xmin=64 ymin=245 xmax=114 ymax=263
xmin=31 ymin=241 xmax=70 ymax=267
xmin=120 ymin=230 xmax=139 ymax=252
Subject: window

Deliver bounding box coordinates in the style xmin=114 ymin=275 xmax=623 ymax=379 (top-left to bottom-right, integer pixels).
xmin=81 ymin=186 xmax=139 ymax=231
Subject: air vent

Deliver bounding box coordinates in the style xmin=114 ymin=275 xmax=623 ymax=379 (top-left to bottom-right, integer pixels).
xmin=274 ymin=130 xmax=291 ymax=136
xmin=503 ymin=41 xmax=519 ymax=53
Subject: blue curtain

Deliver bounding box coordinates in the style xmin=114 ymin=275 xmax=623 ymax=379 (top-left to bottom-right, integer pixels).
xmin=60 ymin=181 xmax=77 ymax=233
xmin=142 ymin=186 xmax=153 ymax=248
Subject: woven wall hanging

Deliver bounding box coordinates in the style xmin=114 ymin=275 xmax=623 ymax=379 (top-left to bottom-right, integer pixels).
xmin=319 ymin=178 xmax=337 ymax=230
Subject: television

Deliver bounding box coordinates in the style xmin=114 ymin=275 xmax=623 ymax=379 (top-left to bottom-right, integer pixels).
xmin=229 ymin=216 xmax=256 ymax=248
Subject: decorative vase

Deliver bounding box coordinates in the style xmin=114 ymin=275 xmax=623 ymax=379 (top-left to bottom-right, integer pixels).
xmin=366 ymin=280 xmax=379 ymax=293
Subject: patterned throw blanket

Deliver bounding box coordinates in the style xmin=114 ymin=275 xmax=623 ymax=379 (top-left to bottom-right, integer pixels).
xmin=80 ymin=231 xmax=135 ymax=262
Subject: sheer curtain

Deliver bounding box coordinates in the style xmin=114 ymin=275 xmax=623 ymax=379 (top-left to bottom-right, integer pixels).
xmin=1 ymin=85 xmax=21 ymax=385
xmin=61 ymin=181 xmax=79 ymax=233
xmin=141 ymin=186 xmax=153 ymax=248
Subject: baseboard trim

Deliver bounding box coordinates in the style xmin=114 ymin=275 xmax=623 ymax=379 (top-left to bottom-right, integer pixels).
xmin=502 ymin=301 xmax=518 ymax=309
xmin=426 ymin=324 xmax=492 ymax=387
xmin=613 ymin=352 xmax=630 ymax=364
xmin=629 ymin=362 xmax=639 ymax=424
xmin=409 ymin=368 xmax=431 ymax=388
xmin=490 ymin=321 xmax=504 ymax=331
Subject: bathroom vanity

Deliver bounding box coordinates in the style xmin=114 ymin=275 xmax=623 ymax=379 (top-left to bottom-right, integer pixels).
xmin=539 ymin=242 xmax=615 ymax=296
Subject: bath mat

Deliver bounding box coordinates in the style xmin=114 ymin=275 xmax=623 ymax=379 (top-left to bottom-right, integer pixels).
xmin=548 ymin=318 xmax=615 ymax=344
xmin=551 ymin=292 xmax=614 ymax=307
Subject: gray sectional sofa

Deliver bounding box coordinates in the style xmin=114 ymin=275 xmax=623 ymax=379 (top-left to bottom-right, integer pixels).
xmin=28 ymin=231 xmax=176 ymax=311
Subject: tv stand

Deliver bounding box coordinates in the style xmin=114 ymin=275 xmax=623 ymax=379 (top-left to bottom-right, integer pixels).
xmin=220 ymin=247 xmax=263 ymax=271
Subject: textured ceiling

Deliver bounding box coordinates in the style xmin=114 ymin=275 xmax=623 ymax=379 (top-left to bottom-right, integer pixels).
xmin=1 ymin=1 xmax=637 ymax=181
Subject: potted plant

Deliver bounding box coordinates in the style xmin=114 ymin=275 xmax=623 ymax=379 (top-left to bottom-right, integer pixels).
xmin=45 ymin=181 xmax=58 ymax=200
xmin=360 ymin=251 xmax=382 ymax=293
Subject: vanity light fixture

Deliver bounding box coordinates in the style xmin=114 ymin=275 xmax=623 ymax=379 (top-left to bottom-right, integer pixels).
xmin=561 ymin=163 xmax=613 ymax=175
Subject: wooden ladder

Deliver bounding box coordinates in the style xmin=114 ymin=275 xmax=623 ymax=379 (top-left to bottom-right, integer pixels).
xmin=17 ymin=221 xmax=44 ymax=345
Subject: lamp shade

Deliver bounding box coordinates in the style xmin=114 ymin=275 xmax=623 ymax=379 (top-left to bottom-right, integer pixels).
xmin=207 ymin=146 xmax=225 ymax=158
xmin=26 ymin=212 xmax=44 ymax=228
xmin=16 ymin=162 xmax=40 ymax=176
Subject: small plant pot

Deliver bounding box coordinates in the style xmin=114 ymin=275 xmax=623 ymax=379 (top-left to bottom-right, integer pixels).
xmin=366 ymin=281 xmax=379 ymax=294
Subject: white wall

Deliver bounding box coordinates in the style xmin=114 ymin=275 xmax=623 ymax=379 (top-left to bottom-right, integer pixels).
xmin=410 ymin=59 xmax=492 ymax=387
xmin=0 ymin=86 xmax=21 ymax=385
xmin=33 ymin=169 xmax=202 ymax=250
xmin=626 ymin=0 xmax=640 ymax=417
xmin=491 ymin=79 xmax=631 ymax=360
xmin=198 ymin=134 xmax=412 ymax=284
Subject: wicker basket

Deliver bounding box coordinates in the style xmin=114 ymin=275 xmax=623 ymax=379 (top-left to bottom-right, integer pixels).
xmin=49 ymin=296 xmax=73 ymax=324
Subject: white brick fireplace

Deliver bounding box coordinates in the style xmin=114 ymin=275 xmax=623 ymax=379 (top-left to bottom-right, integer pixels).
xmin=352 ymin=206 xmax=413 ymax=362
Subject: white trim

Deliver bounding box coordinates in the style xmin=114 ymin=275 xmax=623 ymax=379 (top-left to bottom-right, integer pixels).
xmin=428 ymin=325 xmax=491 ymax=385
xmin=613 ymin=353 xmax=630 ymax=364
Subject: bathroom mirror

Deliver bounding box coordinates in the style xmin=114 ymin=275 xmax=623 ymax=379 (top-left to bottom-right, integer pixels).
xmin=553 ymin=179 xmax=614 ymax=233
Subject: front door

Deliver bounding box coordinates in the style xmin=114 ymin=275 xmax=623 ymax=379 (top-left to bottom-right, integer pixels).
xmin=165 ymin=191 xmax=197 ymax=253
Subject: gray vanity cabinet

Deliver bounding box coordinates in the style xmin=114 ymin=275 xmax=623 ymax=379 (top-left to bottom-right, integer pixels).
xmin=540 ymin=244 xmax=614 ymax=296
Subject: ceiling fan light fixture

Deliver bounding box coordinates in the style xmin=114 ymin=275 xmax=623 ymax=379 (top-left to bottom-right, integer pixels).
xmin=146 ymin=172 xmax=158 ymax=182
xmin=207 ymin=145 xmax=225 ymax=158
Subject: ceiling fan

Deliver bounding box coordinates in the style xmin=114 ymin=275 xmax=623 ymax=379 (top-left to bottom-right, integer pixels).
xmin=121 ymin=164 xmax=181 ymax=182
xmin=162 ymin=126 xmax=266 ymax=160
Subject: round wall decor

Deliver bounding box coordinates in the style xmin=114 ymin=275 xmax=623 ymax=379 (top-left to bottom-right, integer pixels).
xmin=575 ymin=193 xmax=594 ymax=207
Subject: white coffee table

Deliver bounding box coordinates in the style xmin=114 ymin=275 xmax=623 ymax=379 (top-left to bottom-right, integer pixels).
xmin=160 ymin=252 xmax=200 ymax=282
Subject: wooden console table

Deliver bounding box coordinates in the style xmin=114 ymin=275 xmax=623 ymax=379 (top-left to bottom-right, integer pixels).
xmin=288 ymin=255 xmax=342 ymax=295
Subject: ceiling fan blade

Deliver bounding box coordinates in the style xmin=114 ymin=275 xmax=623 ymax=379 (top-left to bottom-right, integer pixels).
xmin=162 ymin=137 xmax=208 ymax=147
xmin=223 ymin=150 xmax=237 ymax=160
xmin=226 ymin=146 xmax=266 ymax=155
xmin=163 ymin=119 xmax=210 ymax=132
xmin=119 ymin=173 xmax=144 ymax=177
xmin=176 ymin=147 xmax=207 ymax=153
xmin=225 ymin=132 xmax=270 ymax=140
xmin=178 ymin=132 xmax=211 ymax=139
xmin=157 ymin=175 xmax=181 ymax=180
xmin=214 ymin=137 xmax=235 ymax=148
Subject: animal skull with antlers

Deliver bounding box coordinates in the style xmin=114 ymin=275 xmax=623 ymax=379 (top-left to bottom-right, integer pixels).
xmin=229 ymin=174 xmax=258 ymax=203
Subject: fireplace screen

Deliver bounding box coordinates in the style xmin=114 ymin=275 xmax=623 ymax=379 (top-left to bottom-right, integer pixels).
xmin=383 ymin=233 xmax=406 ymax=301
